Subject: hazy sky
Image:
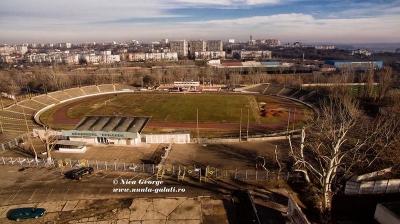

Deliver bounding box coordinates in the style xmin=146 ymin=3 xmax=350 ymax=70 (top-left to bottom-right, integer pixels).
xmin=1 ymin=0 xmax=400 ymax=45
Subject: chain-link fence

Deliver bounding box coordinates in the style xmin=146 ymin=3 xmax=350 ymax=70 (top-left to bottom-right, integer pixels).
xmin=0 ymin=156 xmax=304 ymax=182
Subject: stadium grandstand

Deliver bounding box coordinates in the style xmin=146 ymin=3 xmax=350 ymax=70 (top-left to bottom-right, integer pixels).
xmin=32 ymin=94 xmax=60 ymax=105
xmin=263 ymin=84 xmax=284 ymax=95
xmin=63 ymin=88 xmax=87 ymax=98
xmin=48 ymin=91 xmax=73 ymax=102
xmin=80 ymin=86 xmax=101 ymax=95
xmin=0 ymin=84 xmax=134 ymax=134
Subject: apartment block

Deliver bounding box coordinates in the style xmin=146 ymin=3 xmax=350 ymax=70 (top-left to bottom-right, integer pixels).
xmin=189 ymin=40 xmax=207 ymax=57
xmin=170 ymin=40 xmax=188 ymax=58
xmin=207 ymin=40 xmax=223 ymax=51
xmin=194 ymin=51 xmax=226 ymax=60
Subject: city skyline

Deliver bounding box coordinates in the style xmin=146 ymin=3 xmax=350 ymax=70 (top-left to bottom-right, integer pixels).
xmin=1 ymin=0 xmax=400 ymax=45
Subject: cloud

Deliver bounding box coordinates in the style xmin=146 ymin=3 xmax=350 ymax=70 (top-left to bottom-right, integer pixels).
xmin=1 ymin=0 xmax=399 ymax=44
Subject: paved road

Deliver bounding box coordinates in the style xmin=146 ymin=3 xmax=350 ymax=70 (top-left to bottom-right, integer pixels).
xmin=0 ymin=165 xmax=224 ymax=205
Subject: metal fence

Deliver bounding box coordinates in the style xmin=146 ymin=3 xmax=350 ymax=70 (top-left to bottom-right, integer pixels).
xmin=0 ymin=156 xmax=304 ymax=182
xmin=0 ymin=134 xmax=30 ymax=151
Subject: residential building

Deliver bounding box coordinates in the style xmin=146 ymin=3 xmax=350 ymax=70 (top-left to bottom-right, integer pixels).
xmin=128 ymin=53 xmax=146 ymax=62
xmin=265 ymin=39 xmax=281 ymax=46
xmin=207 ymin=40 xmax=223 ymax=51
xmin=231 ymin=50 xmax=272 ymax=60
xmin=189 ymin=40 xmax=206 ymax=57
xmin=170 ymin=40 xmax=188 ymax=58
xmin=194 ymin=51 xmax=225 ymax=60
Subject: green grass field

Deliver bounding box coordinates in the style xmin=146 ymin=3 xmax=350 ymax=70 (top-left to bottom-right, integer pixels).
xmin=62 ymin=93 xmax=308 ymax=124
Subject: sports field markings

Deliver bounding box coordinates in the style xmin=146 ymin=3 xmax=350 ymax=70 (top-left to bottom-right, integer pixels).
xmin=163 ymin=94 xmax=185 ymax=121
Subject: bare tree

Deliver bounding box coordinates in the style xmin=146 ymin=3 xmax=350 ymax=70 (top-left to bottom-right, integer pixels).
xmin=377 ymin=66 xmax=393 ymax=102
xmin=34 ymin=127 xmax=58 ymax=164
xmin=288 ymin=96 xmax=400 ymax=216
xmin=364 ymin=65 xmax=375 ymax=99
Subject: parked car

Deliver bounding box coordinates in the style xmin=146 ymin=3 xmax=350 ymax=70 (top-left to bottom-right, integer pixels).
xmin=71 ymin=167 xmax=94 ymax=180
xmin=9 ymin=207 xmax=46 ymax=221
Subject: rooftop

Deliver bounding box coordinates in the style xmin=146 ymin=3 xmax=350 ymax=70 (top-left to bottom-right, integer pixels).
xmin=74 ymin=116 xmax=151 ymax=133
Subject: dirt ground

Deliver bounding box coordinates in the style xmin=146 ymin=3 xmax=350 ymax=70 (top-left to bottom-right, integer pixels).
xmin=165 ymin=141 xmax=284 ymax=170
xmin=1 ymin=140 xmax=158 ymax=165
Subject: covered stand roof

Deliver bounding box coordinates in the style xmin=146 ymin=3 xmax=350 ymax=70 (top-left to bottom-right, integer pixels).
xmin=74 ymin=116 xmax=151 ymax=133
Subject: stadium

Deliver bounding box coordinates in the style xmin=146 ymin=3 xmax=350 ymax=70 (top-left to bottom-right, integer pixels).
xmin=0 ymin=83 xmax=320 ymax=149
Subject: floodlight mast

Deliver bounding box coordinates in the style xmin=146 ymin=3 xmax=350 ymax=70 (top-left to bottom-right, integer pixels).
xmin=197 ymin=109 xmax=199 ymax=143
xmin=239 ymin=108 xmax=242 ymax=142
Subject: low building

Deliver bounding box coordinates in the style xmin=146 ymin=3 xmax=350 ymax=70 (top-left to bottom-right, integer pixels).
xmin=324 ymin=60 xmax=383 ymax=70
xmin=62 ymin=116 xmax=151 ymax=146
xmin=194 ymin=51 xmax=226 ymax=60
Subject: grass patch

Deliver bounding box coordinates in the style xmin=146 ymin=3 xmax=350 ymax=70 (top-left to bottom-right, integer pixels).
xmin=63 ymin=92 xmax=310 ymax=124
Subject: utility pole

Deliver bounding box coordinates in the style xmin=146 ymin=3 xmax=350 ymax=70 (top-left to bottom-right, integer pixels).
xmin=239 ymin=108 xmax=242 ymax=141
xmin=246 ymin=108 xmax=249 ymax=140
xmin=197 ymin=109 xmax=199 ymax=143
xmin=286 ymin=108 xmax=291 ymax=135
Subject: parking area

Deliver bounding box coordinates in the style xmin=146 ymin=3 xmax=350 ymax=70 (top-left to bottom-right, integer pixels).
xmin=0 ymin=165 xmax=232 ymax=223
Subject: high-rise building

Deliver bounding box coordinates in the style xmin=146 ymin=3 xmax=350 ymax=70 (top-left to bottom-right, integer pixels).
xmin=170 ymin=40 xmax=188 ymax=58
xmin=206 ymin=40 xmax=223 ymax=51
xmin=189 ymin=40 xmax=206 ymax=56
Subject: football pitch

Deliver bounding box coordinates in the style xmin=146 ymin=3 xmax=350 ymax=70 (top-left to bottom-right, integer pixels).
xmin=63 ymin=92 xmax=306 ymax=124
xmin=40 ymin=92 xmax=311 ymax=133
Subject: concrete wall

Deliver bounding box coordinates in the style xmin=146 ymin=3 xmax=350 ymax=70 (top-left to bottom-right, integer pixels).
xmin=374 ymin=203 xmax=400 ymax=224
xmin=145 ymin=133 xmax=190 ymax=144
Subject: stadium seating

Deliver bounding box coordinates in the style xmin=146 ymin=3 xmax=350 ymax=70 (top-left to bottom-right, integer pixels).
xmin=81 ymin=86 xmax=100 ymax=95
xmin=17 ymin=99 xmax=46 ymax=110
xmin=291 ymin=90 xmax=311 ymax=100
xmin=63 ymin=88 xmax=86 ymax=98
xmin=0 ymin=110 xmax=28 ymax=120
xmin=7 ymin=104 xmax=36 ymax=115
xmin=97 ymin=84 xmax=115 ymax=92
xmin=32 ymin=95 xmax=59 ymax=105
xmin=114 ymin=84 xmax=135 ymax=91
xmin=244 ymin=84 xmax=269 ymax=93
xmin=263 ymin=84 xmax=284 ymax=95
xmin=48 ymin=91 xmax=72 ymax=102
xmin=279 ymin=87 xmax=298 ymax=97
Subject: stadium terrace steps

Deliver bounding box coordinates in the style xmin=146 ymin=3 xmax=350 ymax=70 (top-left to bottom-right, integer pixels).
xmin=279 ymin=87 xmax=298 ymax=97
xmin=244 ymin=84 xmax=269 ymax=93
xmin=114 ymin=84 xmax=135 ymax=91
xmin=18 ymin=99 xmax=47 ymax=110
xmin=32 ymin=95 xmax=59 ymax=105
xmin=63 ymin=88 xmax=86 ymax=98
xmin=263 ymin=85 xmax=284 ymax=95
xmin=0 ymin=110 xmax=29 ymax=120
xmin=97 ymin=84 xmax=115 ymax=92
xmin=6 ymin=104 xmax=36 ymax=115
xmin=81 ymin=86 xmax=101 ymax=95
xmin=290 ymin=90 xmax=310 ymax=99
xmin=48 ymin=91 xmax=72 ymax=102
